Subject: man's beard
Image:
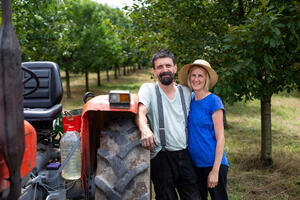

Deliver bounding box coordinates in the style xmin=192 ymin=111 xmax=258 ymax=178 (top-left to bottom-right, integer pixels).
xmin=158 ymin=72 xmax=174 ymax=85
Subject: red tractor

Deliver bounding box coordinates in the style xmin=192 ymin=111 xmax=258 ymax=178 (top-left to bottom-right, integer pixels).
xmin=0 ymin=1 xmax=150 ymax=200
xmin=0 ymin=62 xmax=151 ymax=200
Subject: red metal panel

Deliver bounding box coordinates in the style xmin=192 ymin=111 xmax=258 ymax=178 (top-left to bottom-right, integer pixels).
xmin=0 ymin=121 xmax=36 ymax=192
xmin=82 ymin=94 xmax=138 ymax=114
xmin=21 ymin=121 xmax=36 ymax=177
xmin=0 ymin=145 xmax=9 ymax=192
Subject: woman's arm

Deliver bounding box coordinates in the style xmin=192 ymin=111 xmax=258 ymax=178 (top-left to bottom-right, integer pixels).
xmin=208 ymin=109 xmax=225 ymax=188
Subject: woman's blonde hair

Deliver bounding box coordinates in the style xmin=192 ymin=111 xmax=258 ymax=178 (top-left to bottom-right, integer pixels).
xmin=187 ymin=66 xmax=210 ymax=91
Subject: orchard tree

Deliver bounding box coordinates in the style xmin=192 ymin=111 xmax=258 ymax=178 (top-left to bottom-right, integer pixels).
xmin=128 ymin=0 xmax=300 ymax=167
xmin=218 ymin=1 xmax=299 ymax=167
xmin=9 ymin=0 xmax=136 ymax=97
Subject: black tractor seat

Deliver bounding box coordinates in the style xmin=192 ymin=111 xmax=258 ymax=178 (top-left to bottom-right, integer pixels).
xmin=23 ymin=62 xmax=63 ymax=122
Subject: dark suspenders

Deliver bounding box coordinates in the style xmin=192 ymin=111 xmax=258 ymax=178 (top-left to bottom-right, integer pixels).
xmin=155 ymin=84 xmax=188 ymax=151
xmin=179 ymin=86 xmax=188 ymax=145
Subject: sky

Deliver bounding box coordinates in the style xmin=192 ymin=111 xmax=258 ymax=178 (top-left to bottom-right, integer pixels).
xmin=94 ymin=0 xmax=134 ymax=9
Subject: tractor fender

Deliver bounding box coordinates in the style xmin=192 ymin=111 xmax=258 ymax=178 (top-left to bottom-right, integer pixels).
xmin=80 ymin=94 xmax=139 ymax=195
xmin=0 ymin=121 xmax=36 ymax=193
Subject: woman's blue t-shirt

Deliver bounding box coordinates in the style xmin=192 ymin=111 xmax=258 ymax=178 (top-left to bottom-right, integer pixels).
xmin=188 ymin=93 xmax=229 ymax=167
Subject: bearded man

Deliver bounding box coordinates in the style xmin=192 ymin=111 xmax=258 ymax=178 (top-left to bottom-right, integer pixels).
xmin=136 ymin=49 xmax=200 ymax=200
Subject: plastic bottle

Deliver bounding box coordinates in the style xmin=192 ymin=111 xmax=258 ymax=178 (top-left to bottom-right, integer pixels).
xmin=60 ymin=126 xmax=81 ymax=180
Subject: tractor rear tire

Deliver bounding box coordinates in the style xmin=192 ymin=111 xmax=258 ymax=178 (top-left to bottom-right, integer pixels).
xmin=95 ymin=117 xmax=150 ymax=200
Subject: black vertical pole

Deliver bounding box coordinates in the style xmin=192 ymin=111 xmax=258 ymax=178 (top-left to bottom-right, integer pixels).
xmin=0 ymin=0 xmax=25 ymax=199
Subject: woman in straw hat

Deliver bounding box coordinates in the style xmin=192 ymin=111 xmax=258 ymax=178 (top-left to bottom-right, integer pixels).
xmin=179 ymin=60 xmax=229 ymax=200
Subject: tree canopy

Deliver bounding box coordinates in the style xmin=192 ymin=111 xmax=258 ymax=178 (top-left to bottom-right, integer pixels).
xmin=6 ymin=0 xmax=141 ymax=96
xmin=127 ymin=0 xmax=300 ymax=167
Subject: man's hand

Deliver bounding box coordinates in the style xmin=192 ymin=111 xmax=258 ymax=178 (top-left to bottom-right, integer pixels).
xmin=141 ymin=128 xmax=158 ymax=151
xmin=136 ymin=103 xmax=159 ymax=151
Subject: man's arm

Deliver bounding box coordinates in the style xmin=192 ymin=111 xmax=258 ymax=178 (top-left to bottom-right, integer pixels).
xmin=136 ymin=103 xmax=158 ymax=151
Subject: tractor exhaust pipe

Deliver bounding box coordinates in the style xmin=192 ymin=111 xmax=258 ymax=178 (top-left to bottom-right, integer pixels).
xmin=0 ymin=0 xmax=25 ymax=200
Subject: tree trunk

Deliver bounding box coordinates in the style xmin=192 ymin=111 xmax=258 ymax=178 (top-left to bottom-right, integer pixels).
xmin=238 ymin=0 xmax=245 ymax=19
xmin=114 ymin=65 xmax=118 ymax=79
xmin=85 ymin=66 xmax=89 ymax=92
xmin=123 ymin=65 xmax=126 ymax=75
xmin=260 ymin=95 xmax=273 ymax=168
xmin=97 ymin=70 xmax=101 ymax=86
xmin=118 ymin=64 xmax=121 ymax=76
xmin=220 ymin=98 xmax=228 ymax=129
xmin=223 ymin=106 xmax=228 ymax=129
xmin=106 ymin=69 xmax=109 ymax=81
xmin=138 ymin=64 xmax=141 ymax=70
xmin=66 ymin=68 xmax=71 ymax=98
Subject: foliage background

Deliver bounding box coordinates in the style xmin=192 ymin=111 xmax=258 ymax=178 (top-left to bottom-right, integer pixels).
xmin=0 ymin=0 xmax=299 ymax=198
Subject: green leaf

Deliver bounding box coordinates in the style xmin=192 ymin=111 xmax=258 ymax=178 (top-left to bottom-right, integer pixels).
xmin=264 ymin=37 xmax=270 ymax=44
xmin=275 ymin=23 xmax=285 ymax=28
xmin=272 ymin=27 xmax=281 ymax=36
xmin=269 ymin=39 xmax=276 ymax=47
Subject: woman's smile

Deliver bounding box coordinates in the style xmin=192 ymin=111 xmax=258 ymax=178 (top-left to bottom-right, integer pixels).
xmin=190 ymin=67 xmax=207 ymax=91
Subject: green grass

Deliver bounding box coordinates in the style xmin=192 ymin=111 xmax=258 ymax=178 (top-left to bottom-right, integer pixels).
xmin=61 ymin=69 xmax=300 ymax=200
xmin=225 ymin=91 xmax=300 ymax=200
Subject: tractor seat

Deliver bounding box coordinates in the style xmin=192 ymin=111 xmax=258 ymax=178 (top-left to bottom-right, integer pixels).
xmin=23 ymin=62 xmax=63 ymax=122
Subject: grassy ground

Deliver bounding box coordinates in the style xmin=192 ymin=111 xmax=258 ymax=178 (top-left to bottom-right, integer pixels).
xmin=61 ymin=69 xmax=300 ymax=200
xmin=225 ymin=91 xmax=300 ymax=200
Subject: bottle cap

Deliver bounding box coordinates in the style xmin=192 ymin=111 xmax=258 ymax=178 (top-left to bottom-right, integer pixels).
xmin=67 ymin=125 xmax=76 ymax=132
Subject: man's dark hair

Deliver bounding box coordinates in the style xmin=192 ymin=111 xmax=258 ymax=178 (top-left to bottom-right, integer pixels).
xmin=152 ymin=49 xmax=176 ymax=69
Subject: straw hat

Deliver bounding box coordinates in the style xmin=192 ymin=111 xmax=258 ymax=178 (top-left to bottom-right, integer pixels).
xmin=178 ymin=59 xmax=218 ymax=89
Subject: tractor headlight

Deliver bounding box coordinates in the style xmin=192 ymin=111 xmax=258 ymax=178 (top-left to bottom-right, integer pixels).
xmin=109 ymin=90 xmax=131 ymax=108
